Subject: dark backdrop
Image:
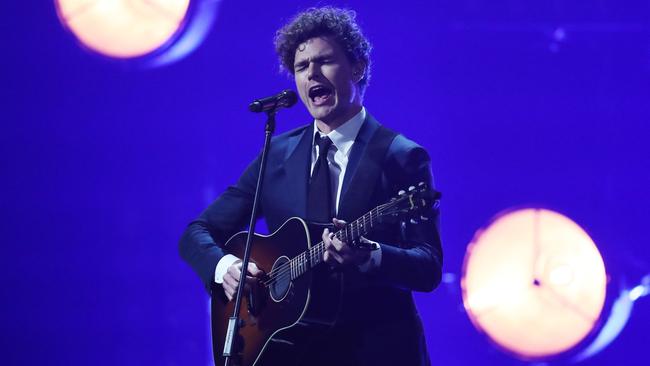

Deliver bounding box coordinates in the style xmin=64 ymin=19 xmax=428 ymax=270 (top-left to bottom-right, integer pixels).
xmin=2 ymin=1 xmax=649 ymax=365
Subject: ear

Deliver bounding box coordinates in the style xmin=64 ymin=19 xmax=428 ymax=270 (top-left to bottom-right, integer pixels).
xmin=352 ymin=61 xmax=366 ymax=83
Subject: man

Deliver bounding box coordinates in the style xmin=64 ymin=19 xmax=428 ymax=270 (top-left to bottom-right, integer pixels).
xmin=180 ymin=6 xmax=442 ymax=366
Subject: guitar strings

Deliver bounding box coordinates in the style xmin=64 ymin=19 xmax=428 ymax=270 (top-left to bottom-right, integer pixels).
xmin=261 ymin=202 xmax=394 ymax=287
xmin=260 ymin=201 xmax=396 ymax=287
xmin=264 ymin=186 xmax=428 ymax=285
xmin=260 ymin=189 xmax=428 ymax=289
xmin=260 ymin=204 xmax=386 ymax=285
xmin=261 ymin=225 xmax=360 ymax=287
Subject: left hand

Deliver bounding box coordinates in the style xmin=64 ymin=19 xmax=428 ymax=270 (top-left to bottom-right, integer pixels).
xmin=322 ymin=218 xmax=371 ymax=267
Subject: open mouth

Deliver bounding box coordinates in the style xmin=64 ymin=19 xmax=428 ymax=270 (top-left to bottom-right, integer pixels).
xmin=308 ymin=85 xmax=333 ymax=105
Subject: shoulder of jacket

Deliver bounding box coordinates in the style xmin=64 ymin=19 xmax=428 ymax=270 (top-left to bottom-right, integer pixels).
xmin=271 ymin=123 xmax=311 ymax=143
xmin=389 ymin=133 xmax=425 ymax=155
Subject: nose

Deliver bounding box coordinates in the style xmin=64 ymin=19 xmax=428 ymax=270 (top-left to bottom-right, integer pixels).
xmin=307 ymin=62 xmax=321 ymax=80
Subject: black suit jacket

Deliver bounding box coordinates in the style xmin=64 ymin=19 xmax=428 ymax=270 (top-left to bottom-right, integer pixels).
xmin=180 ymin=114 xmax=442 ymax=365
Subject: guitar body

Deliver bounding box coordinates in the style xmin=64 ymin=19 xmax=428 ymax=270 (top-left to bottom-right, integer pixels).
xmin=210 ymin=217 xmax=341 ymax=366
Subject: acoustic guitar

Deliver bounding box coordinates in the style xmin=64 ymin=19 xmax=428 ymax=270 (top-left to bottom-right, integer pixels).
xmin=210 ymin=183 xmax=438 ymax=366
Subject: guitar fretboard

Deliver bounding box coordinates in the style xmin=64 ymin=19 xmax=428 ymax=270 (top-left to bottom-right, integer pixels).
xmin=288 ymin=204 xmax=389 ymax=280
xmin=261 ymin=184 xmax=434 ymax=286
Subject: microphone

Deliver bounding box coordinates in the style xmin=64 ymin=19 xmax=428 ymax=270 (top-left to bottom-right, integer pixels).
xmin=249 ymin=89 xmax=298 ymax=113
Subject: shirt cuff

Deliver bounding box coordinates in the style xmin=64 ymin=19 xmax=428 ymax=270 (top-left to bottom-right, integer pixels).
xmin=214 ymin=254 xmax=239 ymax=284
xmin=357 ymin=241 xmax=382 ymax=273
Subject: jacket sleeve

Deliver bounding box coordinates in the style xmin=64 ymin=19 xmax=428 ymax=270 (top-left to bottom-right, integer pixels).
xmin=178 ymin=155 xmax=261 ymax=290
xmin=372 ymin=140 xmax=443 ymax=292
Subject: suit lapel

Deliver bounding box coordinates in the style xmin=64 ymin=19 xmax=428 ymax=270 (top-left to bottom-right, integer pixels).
xmin=338 ymin=115 xmax=383 ymax=221
xmin=275 ymin=124 xmax=313 ymax=220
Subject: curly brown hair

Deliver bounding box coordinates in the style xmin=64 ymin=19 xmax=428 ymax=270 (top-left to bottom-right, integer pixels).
xmin=274 ymin=6 xmax=372 ymax=96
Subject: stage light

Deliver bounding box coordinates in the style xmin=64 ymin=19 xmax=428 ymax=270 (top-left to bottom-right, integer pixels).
xmin=55 ymin=0 xmax=219 ymax=67
xmin=462 ymin=208 xmax=607 ymax=360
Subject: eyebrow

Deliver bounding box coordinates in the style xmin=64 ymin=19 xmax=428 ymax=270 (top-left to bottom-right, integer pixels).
xmin=294 ymin=53 xmax=335 ymax=69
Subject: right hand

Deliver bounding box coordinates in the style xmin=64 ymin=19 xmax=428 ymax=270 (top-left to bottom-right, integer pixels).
xmin=222 ymin=260 xmax=263 ymax=301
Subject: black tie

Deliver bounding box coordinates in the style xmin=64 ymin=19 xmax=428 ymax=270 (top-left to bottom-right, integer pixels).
xmin=307 ymin=134 xmax=334 ymax=223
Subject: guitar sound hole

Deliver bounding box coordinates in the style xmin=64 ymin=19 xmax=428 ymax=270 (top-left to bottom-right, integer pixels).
xmin=269 ymin=256 xmax=292 ymax=302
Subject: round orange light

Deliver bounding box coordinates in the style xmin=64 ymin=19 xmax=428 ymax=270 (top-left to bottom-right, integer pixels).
xmin=462 ymin=208 xmax=607 ymax=359
xmin=55 ymin=0 xmax=190 ymax=58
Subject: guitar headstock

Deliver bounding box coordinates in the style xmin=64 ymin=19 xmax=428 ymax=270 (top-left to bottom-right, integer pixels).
xmin=379 ymin=182 xmax=441 ymax=223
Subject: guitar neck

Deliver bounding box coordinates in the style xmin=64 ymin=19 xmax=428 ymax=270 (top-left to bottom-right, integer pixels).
xmin=288 ymin=206 xmax=385 ymax=280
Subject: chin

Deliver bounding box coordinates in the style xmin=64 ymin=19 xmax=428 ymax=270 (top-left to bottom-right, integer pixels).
xmin=309 ymin=106 xmax=336 ymax=122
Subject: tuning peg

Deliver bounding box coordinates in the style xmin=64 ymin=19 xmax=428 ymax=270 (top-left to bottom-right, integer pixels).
xmin=418 ymin=182 xmax=426 ymax=187
xmin=420 ymin=215 xmax=429 ymax=221
xmin=398 ymin=190 xmax=406 ymax=196
xmin=410 ymin=218 xmax=419 ymax=224
xmin=408 ymin=186 xmax=416 ymax=192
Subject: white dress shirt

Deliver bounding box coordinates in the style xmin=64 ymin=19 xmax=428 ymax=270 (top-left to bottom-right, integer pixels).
xmin=215 ymin=107 xmax=381 ymax=283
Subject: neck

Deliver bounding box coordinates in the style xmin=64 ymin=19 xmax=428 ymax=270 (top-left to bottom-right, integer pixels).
xmin=315 ymin=104 xmax=362 ymax=134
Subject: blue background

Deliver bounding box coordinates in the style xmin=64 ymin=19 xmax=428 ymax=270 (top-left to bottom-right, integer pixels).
xmin=2 ymin=1 xmax=649 ymax=365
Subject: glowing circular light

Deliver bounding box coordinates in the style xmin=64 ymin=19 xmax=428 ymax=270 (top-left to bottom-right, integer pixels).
xmin=55 ymin=0 xmax=190 ymax=58
xmin=462 ymin=208 xmax=607 ymax=360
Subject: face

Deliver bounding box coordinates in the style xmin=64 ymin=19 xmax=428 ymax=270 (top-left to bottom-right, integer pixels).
xmin=293 ymin=36 xmax=364 ymax=130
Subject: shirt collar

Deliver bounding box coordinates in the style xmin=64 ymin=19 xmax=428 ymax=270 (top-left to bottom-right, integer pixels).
xmin=312 ymin=107 xmax=366 ymax=157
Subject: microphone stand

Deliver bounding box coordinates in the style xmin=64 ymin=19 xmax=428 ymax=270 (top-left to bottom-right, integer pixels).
xmin=222 ymin=109 xmax=276 ymax=366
